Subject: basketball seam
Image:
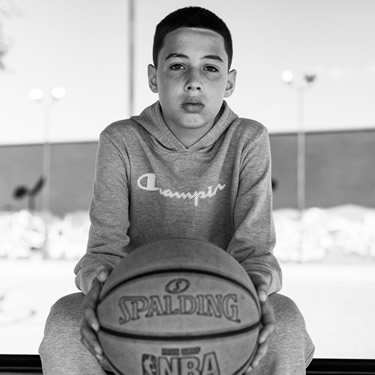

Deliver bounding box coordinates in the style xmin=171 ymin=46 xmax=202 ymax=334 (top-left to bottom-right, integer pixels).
xmin=99 ymin=320 xmax=261 ymax=341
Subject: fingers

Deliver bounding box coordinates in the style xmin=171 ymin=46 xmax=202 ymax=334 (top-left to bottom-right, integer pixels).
xmin=80 ymin=264 xmax=113 ymax=363
xmin=258 ymin=298 xmax=276 ymax=344
xmin=250 ymin=340 xmax=269 ymax=369
xmin=246 ymin=295 xmax=276 ymax=372
xmin=81 ymin=314 xmax=104 ymax=361
xmin=83 ymin=278 xmax=101 ymax=330
xmin=245 ymin=325 xmax=274 ymax=372
xmin=245 ymin=366 xmax=252 ymax=374
xmin=81 ymin=277 xmax=104 ymax=361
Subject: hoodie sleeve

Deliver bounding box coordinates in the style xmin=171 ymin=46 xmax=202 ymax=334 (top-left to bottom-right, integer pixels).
xmin=74 ymin=132 xmax=131 ymax=294
xmin=227 ymin=125 xmax=282 ymax=295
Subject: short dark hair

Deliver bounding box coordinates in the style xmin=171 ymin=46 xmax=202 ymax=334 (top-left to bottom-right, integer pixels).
xmin=152 ymin=6 xmax=233 ymax=69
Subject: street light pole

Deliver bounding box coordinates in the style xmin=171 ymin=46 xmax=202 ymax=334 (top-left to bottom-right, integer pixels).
xmin=282 ymin=71 xmax=316 ymax=258
xmin=128 ymin=0 xmax=135 ymax=116
xmin=296 ymin=86 xmax=306 ymax=214
xmin=42 ymin=101 xmax=51 ymax=213
xmin=281 ymin=71 xmax=316 ymax=214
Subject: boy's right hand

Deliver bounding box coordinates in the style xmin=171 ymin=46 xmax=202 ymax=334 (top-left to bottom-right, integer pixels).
xmin=80 ymin=265 xmax=111 ymax=362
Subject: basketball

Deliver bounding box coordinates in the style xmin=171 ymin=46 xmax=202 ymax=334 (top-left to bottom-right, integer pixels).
xmin=97 ymin=238 xmax=261 ymax=375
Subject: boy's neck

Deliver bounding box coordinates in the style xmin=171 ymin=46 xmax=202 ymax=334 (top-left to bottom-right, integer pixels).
xmin=161 ymin=106 xmax=224 ymax=148
xmin=166 ymin=124 xmax=214 ymax=148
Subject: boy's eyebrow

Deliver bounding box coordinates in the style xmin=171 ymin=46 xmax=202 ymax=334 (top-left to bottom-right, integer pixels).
xmin=165 ymin=53 xmax=224 ymax=63
xmin=204 ymin=55 xmax=224 ymax=63
xmin=165 ymin=53 xmax=187 ymax=60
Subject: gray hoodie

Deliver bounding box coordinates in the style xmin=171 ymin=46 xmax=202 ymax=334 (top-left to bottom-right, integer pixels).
xmin=74 ymin=101 xmax=282 ymax=295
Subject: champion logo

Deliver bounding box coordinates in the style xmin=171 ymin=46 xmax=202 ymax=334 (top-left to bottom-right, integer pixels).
xmin=136 ymin=173 xmax=225 ymax=207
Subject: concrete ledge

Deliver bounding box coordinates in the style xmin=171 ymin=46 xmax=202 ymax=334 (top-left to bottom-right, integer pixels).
xmin=1 ymin=355 xmax=375 ymax=374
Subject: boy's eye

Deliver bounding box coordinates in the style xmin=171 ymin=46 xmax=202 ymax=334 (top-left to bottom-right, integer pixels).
xmin=204 ymin=65 xmax=219 ymax=72
xmin=170 ymin=64 xmax=185 ymax=71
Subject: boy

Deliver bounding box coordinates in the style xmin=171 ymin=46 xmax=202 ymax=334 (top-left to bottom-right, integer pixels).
xmin=39 ymin=6 xmax=314 ymax=374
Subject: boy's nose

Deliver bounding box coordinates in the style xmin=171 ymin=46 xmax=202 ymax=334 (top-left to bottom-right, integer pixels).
xmin=185 ymin=71 xmax=202 ymax=91
xmin=185 ymin=82 xmax=202 ymax=91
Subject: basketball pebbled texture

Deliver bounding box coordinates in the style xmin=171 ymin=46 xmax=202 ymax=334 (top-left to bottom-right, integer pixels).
xmin=97 ymin=238 xmax=261 ymax=375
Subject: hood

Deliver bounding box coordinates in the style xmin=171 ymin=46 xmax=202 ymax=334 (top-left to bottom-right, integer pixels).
xmin=130 ymin=101 xmax=238 ymax=152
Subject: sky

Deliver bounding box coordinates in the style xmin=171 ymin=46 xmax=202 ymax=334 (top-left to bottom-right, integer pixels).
xmin=1 ymin=0 xmax=375 ymax=145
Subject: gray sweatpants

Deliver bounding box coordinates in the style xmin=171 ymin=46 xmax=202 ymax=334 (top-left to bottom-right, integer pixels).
xmin=39 ymin=292 xmax=314 ymax=374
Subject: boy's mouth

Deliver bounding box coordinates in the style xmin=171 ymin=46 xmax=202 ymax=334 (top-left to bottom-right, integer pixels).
xmin=181 ymin=99 xmax=204 ymax=113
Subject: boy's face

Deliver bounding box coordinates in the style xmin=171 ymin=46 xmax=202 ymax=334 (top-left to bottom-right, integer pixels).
xmin=148 ymin=27 xmax=236 ymax=145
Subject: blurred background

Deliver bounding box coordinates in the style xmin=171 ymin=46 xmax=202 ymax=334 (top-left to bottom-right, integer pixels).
xmin=1 ymin=0 xmax=375 ymax=359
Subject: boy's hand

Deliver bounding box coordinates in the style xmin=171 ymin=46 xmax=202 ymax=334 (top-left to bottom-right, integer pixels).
xmin=80 ymin=265 xmax=111 ymax=363
xmin=246 ymin=274 xmax=276 ymax=373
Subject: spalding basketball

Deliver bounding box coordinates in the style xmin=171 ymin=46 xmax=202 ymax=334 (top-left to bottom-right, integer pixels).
xmin=97 ymin=238 xmax=261 ymax=375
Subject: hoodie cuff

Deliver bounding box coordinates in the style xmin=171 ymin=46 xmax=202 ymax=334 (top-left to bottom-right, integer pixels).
xmin=75 ymin=268 xmax=97 ymax=295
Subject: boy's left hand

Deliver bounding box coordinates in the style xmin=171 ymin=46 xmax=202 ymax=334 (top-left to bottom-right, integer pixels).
xmin=246 ymin=274 xmax=276 ymax=373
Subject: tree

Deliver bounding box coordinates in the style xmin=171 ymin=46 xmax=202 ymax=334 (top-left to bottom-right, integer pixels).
xmin=0 ymin=0 xmax=17 ymax=70
xmin=13 ymin=177 xmax=45 ymax=212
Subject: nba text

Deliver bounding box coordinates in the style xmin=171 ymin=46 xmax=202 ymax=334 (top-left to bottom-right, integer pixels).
xmin=142 ymin=351 xmax=220 ymax=375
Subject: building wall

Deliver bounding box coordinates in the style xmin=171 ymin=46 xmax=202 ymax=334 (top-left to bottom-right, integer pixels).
xmin=269 ymin=129 xmax=375 ymax=209
xmin=306 ymin=131 xmax=375 ymax=207
xmin=0 ymin=142 xmax=97 ymax=216
xmin=1 ymin=129 xmax=374 ymax=216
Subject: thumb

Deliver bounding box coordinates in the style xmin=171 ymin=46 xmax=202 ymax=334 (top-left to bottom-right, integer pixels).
xmin=96 ymin=264 xmax=111 ymax=283
xmin=257 ymin=285 xmax=268 ymax=303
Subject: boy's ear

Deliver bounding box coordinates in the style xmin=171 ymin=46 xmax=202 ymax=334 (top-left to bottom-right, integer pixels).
xmin=224 ymin=69 xmax=237 ymax=98
xmin=148 ymin=64 xmax=158 ymax=93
